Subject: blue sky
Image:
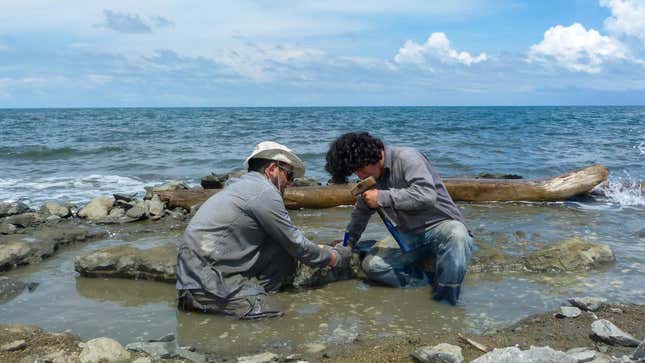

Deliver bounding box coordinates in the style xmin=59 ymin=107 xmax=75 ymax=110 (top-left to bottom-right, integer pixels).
xmin=1 ymin=0 xmax=645 ymax=107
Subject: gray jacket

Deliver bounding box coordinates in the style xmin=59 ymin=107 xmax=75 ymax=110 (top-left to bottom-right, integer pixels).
xmin=346 ymin=146 xmax=466 ymax=243
xmin=176 ymin=171 xmax=332 ymax=300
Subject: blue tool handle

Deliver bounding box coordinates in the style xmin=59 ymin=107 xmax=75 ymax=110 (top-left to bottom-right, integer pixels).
xmin=342 ymin=231 xmax=350 ymax=247
xmin=376 ymin=209 xmax=411 ymax=253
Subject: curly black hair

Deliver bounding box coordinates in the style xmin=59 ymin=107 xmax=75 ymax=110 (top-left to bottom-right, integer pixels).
xmin=325 ymin=132 xmax=384 ymax=183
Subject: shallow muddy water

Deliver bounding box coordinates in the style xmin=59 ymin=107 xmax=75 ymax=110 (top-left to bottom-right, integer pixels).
xmin=1 ymin=199 xmax=644 ymax=356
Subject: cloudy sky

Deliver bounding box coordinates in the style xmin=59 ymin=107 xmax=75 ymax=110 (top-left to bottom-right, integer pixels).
xmin=1 ymin=0 xmax=645 ymax=107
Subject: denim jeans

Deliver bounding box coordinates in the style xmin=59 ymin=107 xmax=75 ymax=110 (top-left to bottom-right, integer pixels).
xmin=360 ymin=219 xmax=474 ymax=305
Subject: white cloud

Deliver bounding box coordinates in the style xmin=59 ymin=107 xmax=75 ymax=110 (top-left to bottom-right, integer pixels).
xmin=528 ymin=23 xmax=627 ymax=73
xmin=601 ymin=0 xmax=645 ymax=42
xmin=394 ymin=33 xmax=488 ymax=69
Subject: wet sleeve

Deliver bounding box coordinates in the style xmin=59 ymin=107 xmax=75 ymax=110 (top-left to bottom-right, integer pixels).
xmin=251 ymin=189 xmax=332 ymax=268
xmin=377 ymin=149 xmax=438 ymax=211
xmin=345 ymin=196 xmax=375 ymax=244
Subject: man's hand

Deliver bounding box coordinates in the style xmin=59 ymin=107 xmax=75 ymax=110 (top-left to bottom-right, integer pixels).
xmin=331 ymin=245 xmax=352 ymax=269
xmin=362 ymin=189 xmax=379 ymax=208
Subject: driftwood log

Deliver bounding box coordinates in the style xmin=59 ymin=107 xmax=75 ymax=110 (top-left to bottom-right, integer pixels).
xmin=155 ymin=164 xmax=609 ymax=210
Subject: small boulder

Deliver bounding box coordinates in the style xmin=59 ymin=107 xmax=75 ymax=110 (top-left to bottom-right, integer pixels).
xmin=292 ymin=177 xmax=321 ymax=187
xmin=0 ymin=223 xmax=17 ymax=235
xmin=471 ymin=346 xmax=575 ymax=363
xmin=40 ymin=202 xmax=71 ymax=218
xmin=113 ymin=193 xmax=137 ymax=202
xmin=201 ymin=174 xmax=227 ymax=189
xmin=555 ymin=306 xmax=582 ymax=319
xmin=522 ymin=238 xmax=614 ymax=272
xmin=126 ymin=205 xmax=147 ymax=220
xmin=634 ymin=340 xmax=645 ymax=360
xmin=147 ymin=195 xmax=165 ymax=219
xmin=591 ymin=319 xmax=640 ymax=347
xmin=411 ymin=343 xmax=463 ymax=363
xmin=1 ymin=339 xmax=27 ymax=352
xmin=565 ymin=347 xmax=596 ymax=362
xmin=0 ymin=202 xmax=30 ymax=217
xmin=78 ymin=196 xmax=113 ymax=221
xmin=144 ymin=181 xmax=189 ymax=199
xmin=126 ymin=341 xmax=174 ymax=359
xmin=568 ymin=297 xmax=607 ymax=312
xmin=4 ymin=212 xmax=45 ymax=228
xmin=237 ymin=352 xmax=279 ymax=363
xmin=79 ymin=337 xmax=131 ymax=363
xmin=108 ymin=207 xmax=125 ymax=218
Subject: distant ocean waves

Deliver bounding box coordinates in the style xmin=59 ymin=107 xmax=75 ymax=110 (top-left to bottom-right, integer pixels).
xmin=0 ymin=145 xmax=126 ymax=160
xmin=0 ymin=174 xmax=180 ymax=207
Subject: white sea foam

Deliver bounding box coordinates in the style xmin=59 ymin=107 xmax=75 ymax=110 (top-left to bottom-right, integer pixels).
xmin=0 ymin=174 xmax=190 ymax=208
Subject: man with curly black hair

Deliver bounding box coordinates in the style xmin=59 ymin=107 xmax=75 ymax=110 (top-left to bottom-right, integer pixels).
xmin=325 ymin=132 xmax=473 ymax=305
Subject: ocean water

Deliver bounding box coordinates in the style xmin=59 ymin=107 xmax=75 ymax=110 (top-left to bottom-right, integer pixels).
xmin=1 ymin=106 xmax=644 ymax=207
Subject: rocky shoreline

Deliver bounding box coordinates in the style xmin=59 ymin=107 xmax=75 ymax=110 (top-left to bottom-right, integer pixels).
xmin=1 ymin=301 xmax=643 ymax=362
xmin=0 ymin=179 xmax=642 ymax=362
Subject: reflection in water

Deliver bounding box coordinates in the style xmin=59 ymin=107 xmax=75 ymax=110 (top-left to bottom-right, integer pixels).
xmin=176 ymin=279 xmax=467 ymax=355
xmin=76 ymin=277 xmax=175 ymax=307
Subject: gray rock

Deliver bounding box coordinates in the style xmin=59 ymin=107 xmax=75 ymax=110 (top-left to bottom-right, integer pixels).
xmin=556 ymin=306 xmax=582 ymax=318
xmin=632 ymin=339 xmax=645 ymax=359
xmin=0 ymin=223 xmax=17 ymax=234
xmin=148 ymin=333 xmax=175 ymax=343
xmin=145 ymin=181 xmax=189 ymax=199
xmin=130 ymin=358 xmax=153 ymax=363
xmin=2 ymin=339 xmax=27 ymax=351
xmin=566 ymin=347 xmax=596 ymax=362
xmin=237 ymin=352 xmax=279 ymax=363
xmin=569 ymin=297 xmax=607 ymax=312
xmin=411 ymin=343 xmax=463 ymax=363
xmin=126 ymin=341 xmax=174 ymax=359
xmin=78 ymin=196 xmax=113 ymax=220
xmin=0 ymin=202 xmax=30 ymax=217
xmin=590 ymin=352 xmax=613 ymax=363
xmin=201 ymin=174 xmax=227 ymax=189
xmin=40 ymin=202 xmax=71 ymax=218
xmin=175 ymin=346 xmax=207 ymax=363
xmin=4 ymin=212 xmax=45 ymax=228
xmin=125 ymin=205 xmax=147 ymax=220
xmin=292 ymin=178 xmax=321 ymax=187
xmin=108 ymin=207 xmax=125 ymax=218
xmin=471 ymin=346 xmax=575 ymax=363
xmin=113 ymin=193 xmax=137 ymax=202
xmin=0 ymin=277 xmax=38 ymax=304
xmin=74 ymin=244 xmax=177 ymax=282
xmin=147 ymin=195 xmax=165 ymax=219
xmin=522 ymin=238 xmax=614 ymax=272
xmin=79 ymin=337 xmax=131 ymax=363
xmin=591 ymin=319 xmax=640 ymax=347
xmin=612 ymin=356 xmax=636 ymax=363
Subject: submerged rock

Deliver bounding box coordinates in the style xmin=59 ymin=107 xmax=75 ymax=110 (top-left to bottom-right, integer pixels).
xmin=237 ymin=352 xmax=279 ymax=363
xmin=0 ymin=277 xmax=38 ymax=304
xmin=75 ymin=244 xmax=177 ymax=282
xmin=521 ymin=238 xmax=614 ymax=272
xmin=471 ymin=346 xmax=575 ymax=363
xmin=591 ymin=319 xmax=640 ymax=347
xmin=3 ymin=212 xmax=45 ymax=228
xmin=411 ymin=343 xmax=463 ymax=363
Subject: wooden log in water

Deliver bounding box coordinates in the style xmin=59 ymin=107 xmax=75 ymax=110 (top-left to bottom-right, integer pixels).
xmin=155 ymin=164 xmax=609 ymax=210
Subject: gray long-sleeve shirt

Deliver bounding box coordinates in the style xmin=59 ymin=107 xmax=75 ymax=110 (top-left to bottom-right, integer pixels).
xmin=346 ymin=146 xmax=466 ymax=243
xmin=176 ymin=171 xmax=332 ymax=300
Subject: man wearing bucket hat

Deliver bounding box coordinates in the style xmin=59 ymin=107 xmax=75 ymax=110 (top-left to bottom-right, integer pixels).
xmin=176 ymin=141 xmax=352 ymax=319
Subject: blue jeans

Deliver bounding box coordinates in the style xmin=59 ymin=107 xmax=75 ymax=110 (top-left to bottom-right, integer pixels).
xmin=360 ymin=220 xmax=474 ymax=305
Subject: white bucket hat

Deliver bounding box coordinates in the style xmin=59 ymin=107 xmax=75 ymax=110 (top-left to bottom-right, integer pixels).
xmin=244 ymin=141 xmax=305 ymax=178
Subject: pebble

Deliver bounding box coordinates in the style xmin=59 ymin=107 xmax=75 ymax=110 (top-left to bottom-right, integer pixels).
xmin=303 ymin=343 xmax=326 ymax=353
xmin=237 ymin=352 xmax=279 ymax=363
xmin=2 ymin=340 xmax=27 ymax=352
xmin=555 ymin=306 xmax=582 ymax=319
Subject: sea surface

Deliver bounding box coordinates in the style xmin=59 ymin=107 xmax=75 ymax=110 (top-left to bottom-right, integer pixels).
xmin=1 ymin=107 xmax=644 ymax=356
xmin=1 ymin=106 xmax=644 ymax=207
